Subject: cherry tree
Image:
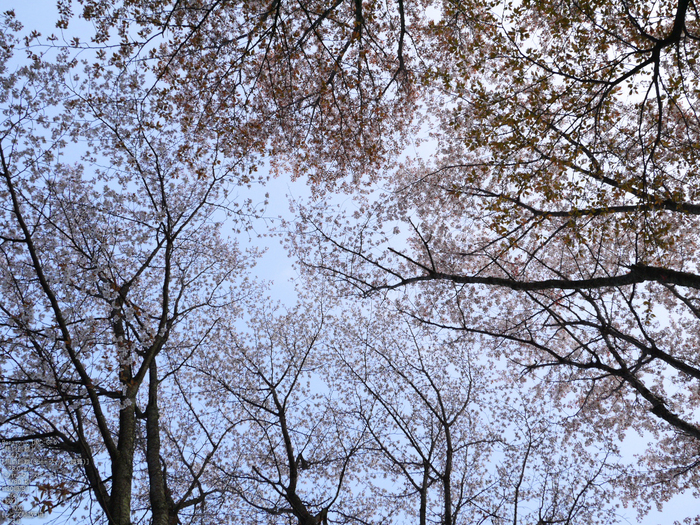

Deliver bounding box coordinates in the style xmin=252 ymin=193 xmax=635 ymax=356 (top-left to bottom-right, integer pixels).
xmin=186 ymin=301 xmax=390 ymax=525
xmin=55 ymin=0 xmax=432 ymax=191
xmin=328 ymin=307 xmax=492 ymax=525
xmin=294 ymin=0 xmax=700 ymax=520
xmin=325 ymin=304 xmax=623 ymax=525
xmin=0 ymin=15 xmax=260 ymax=523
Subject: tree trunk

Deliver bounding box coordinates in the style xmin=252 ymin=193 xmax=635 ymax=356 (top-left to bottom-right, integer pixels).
xmin=146 ymin=358 xmax=179 ymax=525
xmin=109 ymin=395 xmax=136 ymax=525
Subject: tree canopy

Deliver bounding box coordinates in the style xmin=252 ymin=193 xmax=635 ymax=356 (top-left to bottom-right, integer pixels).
xmin=298 ymin=0 xmax=700 ymax=518
xmin=2 ymin=0 xmax=700 ymax=524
